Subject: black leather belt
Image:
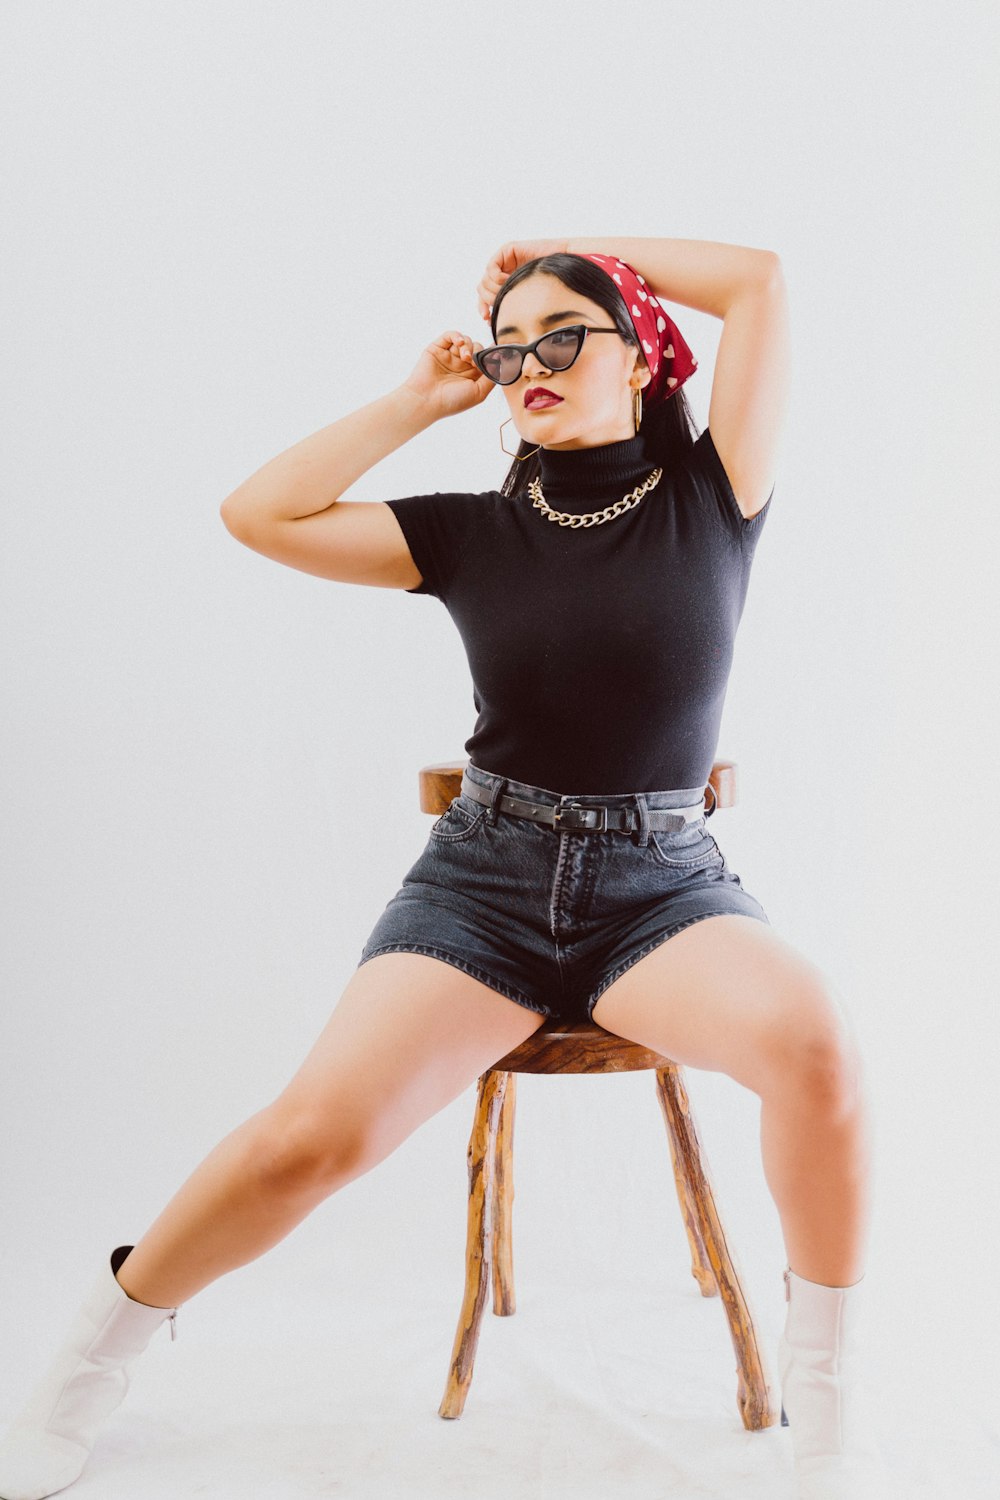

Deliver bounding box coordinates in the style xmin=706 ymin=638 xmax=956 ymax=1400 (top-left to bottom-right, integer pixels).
xmin=460 ymin=772 xmax=711 ymax=834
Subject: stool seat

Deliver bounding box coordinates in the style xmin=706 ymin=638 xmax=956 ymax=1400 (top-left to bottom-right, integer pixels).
xmin=417 ymin=760 xmax=779 ymax=1434
xmin=492 ymin=1016 xmax=669 ymax=1073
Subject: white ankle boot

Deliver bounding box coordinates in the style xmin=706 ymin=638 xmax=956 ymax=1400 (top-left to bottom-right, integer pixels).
xmin=0 ymin=1245 xmax=178 ymax=1500
xmin=777 ymin=1265 xmax=896 ymax=1499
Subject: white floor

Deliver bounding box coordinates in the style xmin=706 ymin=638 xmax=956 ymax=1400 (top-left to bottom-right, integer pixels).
xmin=2 ymin=1241 xmax=995 ymax=1500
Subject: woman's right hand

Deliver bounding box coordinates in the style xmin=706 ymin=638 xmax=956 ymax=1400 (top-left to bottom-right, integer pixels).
xmin=401 ymin=331 xmax=495 ymax=421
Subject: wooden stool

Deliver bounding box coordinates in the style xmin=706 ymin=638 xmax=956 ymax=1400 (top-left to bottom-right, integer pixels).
xmin=417 ymin=759 xmax=779 ymax=1434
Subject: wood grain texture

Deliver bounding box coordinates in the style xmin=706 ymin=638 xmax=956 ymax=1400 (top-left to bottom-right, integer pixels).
xmin=438 ymin=1040 xmax=778 ymax=1431
xmin=438 ymin=1069 xmax=510 ymax=1419
xmin=655 ymin=1065 xmax=779 ymax=1431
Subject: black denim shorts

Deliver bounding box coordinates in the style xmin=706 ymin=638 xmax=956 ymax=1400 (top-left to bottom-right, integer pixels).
xmin=357 ymin=761 xmax=771 ymax=1025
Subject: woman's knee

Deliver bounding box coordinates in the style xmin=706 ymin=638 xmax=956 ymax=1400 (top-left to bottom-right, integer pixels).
xmin=247 ymin=1101 xmax=369 ymax=1192
xmin=768 ymin=974 xmax=865 ymax=1116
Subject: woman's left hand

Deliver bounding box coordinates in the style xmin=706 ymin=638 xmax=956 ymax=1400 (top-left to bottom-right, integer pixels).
xmin=476 ymin=238 xmax=570 ymax=322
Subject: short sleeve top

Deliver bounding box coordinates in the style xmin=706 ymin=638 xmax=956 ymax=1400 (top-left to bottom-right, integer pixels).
xmin=384 ymin=426 xmax=771 ymax=794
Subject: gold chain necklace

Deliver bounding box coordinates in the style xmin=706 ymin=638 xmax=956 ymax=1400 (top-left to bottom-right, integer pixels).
xmin=527 ymin=467 xmax=664 ymax=528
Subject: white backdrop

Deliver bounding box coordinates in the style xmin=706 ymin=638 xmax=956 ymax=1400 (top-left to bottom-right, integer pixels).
xmin=2 ymin=3 xmax=997 ymax=1496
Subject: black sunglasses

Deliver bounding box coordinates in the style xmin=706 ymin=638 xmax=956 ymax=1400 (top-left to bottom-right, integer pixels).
xmin=473 ymin=323 xmax=622 ymax=386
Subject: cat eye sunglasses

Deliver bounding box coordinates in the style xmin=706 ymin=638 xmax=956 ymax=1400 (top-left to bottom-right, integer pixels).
xmin=472 ymin=324 xmax=622 ymax=386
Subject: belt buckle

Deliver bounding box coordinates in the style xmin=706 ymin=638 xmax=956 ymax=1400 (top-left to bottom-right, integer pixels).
xmin=552 ymin=800 xmax=607 ymax=832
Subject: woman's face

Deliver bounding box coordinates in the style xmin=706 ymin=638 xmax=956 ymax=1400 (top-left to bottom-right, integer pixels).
xmin=492 ymin=273 xmax=650 ymax=451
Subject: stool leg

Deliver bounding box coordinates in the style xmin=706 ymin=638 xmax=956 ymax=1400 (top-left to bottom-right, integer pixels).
xmin=490 ymin=1072 xmax=517 ymax=1316
xmin=438 ymin=1068 xmax=511 ymax=1419
xmin=662 ymin=1092 xmax=718 ymax=1300
xmin=655 ymin=1064 xmax=779 ymax=1433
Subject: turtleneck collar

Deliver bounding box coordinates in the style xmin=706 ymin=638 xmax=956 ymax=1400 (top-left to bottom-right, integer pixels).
xmin=533 ymin=430 xmax=662 ymax=513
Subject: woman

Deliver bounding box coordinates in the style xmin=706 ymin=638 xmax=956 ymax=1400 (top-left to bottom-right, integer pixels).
xmin=0 ymin=237 xmax=887 ymax=1499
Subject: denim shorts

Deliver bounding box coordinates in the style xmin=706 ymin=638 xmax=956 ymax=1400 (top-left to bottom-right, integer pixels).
xmin=357 ymin=761 xmax=771 ymax=1025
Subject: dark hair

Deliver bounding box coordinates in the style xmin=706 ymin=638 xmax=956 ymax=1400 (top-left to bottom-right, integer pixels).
xmin=490 ymin=253 xmax=699 ymax=501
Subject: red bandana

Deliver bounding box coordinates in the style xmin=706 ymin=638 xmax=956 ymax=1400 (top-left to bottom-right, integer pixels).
xmin=581 ymin=253 xmax=697 ymax=406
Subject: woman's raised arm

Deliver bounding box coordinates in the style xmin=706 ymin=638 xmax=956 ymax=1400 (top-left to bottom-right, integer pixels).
xmin=218 ymin=330 xmax=490 ymax=587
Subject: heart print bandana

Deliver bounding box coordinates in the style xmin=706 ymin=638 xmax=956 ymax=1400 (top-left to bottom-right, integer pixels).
xmin=581 ymin=253 xmax=697 ymax=406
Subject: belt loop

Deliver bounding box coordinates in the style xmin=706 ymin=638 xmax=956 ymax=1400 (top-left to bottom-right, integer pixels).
xmin=634 ymin=792 xmax=651 ymax=847
xmin=487 ymin=775 xmax=508 ymax=826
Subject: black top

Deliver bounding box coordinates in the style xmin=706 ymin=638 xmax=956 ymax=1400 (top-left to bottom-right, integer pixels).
xmin=384 ymin=425 xmax=772 ymax=794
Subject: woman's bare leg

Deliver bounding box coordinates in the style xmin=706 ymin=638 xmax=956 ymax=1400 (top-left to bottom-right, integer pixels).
xmin=758 ymin=1042 xmax=872 ymax=1286
xmin=113 ymin=1109 xmax=340 ymax=1308
xmin=115 ymin=954 xmax=546 ymax=1308
xmin=590 ymin=914 xmax=873 ymax=1286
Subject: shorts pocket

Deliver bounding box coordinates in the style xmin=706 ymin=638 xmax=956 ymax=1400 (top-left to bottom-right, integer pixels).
xmin=645 ymin=818 xmax=723 ymax=869
xmin=429 ymin=793 xmax=490 ymax=842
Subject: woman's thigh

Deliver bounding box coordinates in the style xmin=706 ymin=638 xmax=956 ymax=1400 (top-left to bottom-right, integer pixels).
xmin=590 ymin=914 xmax=861 ymax=1100
xmin=266 ymin=952 xmax=547 ymax=1177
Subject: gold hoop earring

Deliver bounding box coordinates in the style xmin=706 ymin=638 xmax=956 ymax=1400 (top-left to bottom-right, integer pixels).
xmin=499 ymin=417 xmax=540 ymax=460
xmin=632 ymin=385 xmax=643 ymax=434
